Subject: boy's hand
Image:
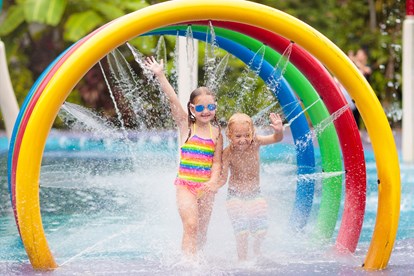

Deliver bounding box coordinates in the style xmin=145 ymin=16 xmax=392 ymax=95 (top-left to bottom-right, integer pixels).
xmin=269 ymin=113 xmax=283 ymax=133
xmin=144 ymin=56 xmax=164 ymax=77
xmin=202 ymin=181 xmax=220 ymax=194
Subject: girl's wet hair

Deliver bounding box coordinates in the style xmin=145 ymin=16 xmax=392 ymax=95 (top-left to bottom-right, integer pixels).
xmin=226 ymin=113 xmax=255 ymax=139
xmin=186 ymin=86 xmax=220 ymax=141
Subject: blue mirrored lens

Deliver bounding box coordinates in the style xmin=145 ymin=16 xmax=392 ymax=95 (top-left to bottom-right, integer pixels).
xmin=194 ymin=104 xmax=216 ymax=112
xmin=207 ymin=104 xmax=217 ymax=111
xmin=195 ymin=105 xmax=205 ymax=112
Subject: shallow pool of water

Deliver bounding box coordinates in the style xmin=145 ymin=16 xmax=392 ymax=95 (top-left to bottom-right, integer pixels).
xmin=1 ymin=130 xmax=413 ymax=275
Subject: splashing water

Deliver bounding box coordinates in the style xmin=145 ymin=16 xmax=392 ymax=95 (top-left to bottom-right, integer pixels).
xmin=185 ymin=26 xmax=197 ymax=91
xmin=59 ymin=226 xmax=140 ymax=267
xmin=203 ymin=22 xmax=219 ymax=88
xmin=59 ymin=102 xmax=116 ymax=137
xmin=126 ymin=42 xmax=173 ymax=128
xmin=49 ymin=40 xmax=324 ymax=271
xmin=170 ymin=32 xmax=180 ymax=92
xmin=155 ymin=36 xmax=167 ymax=68
xmin=209 ymin=53 xmax=230 ymax=94
xmin=126 ymin=42 xmax=155 ymax=82
xmin=296 ymin=171 xmax=345 ymax=183
xmin=251 ymin=101 xmax=278 ymax=126
xmin=385 ymin=101 xmax=403 ymax=123
xmin=99 ymin=61 xmax=128 ymax=134
xmin=233 ymin=45 xmax=266 ymax=113
xmin=314 ymin=104 xmax=352 ymax=135
xmin=267 ymin=43 xmax=293 ymax=96
xmin=284 ymin=98 xmax=322 ymax=129
xmin=4 ymin=33 xmax=414 ymax=275
xmin=106 ymin=49 xmax=146 ymax=128
xmin=295 ymin=104 xmax=351 ymax=150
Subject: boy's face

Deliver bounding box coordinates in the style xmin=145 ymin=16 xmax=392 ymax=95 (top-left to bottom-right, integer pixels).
xmin=228 ymin=123 xmax=253 ymax=151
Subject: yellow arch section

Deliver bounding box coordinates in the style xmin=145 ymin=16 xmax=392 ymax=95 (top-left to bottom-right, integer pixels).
xmin=15 ymin=0 xmax=399 ymax=270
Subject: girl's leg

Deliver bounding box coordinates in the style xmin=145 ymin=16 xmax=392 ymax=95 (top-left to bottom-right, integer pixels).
xmin=197 ymin=192 xmax=215 ymax=249
xmin=176 ymin=185 xmax=199 ymax=256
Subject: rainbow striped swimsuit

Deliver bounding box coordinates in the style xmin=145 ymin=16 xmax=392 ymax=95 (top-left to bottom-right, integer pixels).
xmin=175 ymin=124 xmax=215 ymax=194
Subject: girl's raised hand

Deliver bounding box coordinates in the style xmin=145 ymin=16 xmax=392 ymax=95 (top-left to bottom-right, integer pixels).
xmin=269 ymin=113 xmax=283 ymax=133
xmin=144 ymin=56 xmax=164 ymax=76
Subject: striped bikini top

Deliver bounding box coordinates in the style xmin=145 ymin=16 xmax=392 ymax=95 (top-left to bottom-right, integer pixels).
xmin=177 ymin=123 xmax=216 ymax=183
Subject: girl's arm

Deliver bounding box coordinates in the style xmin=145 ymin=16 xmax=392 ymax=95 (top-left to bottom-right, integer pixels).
xmin=144 ymin=57 xmax=188 ymax=134
xmin=256 ymin=113 xmax=284 ymax=146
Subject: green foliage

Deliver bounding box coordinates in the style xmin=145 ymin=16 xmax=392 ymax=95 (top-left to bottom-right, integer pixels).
xmin=24 ymin=0 xmax=67 ymax=26
xmin=117 ymin=0 xmax=149 ymax=11
xmin=256 ymin=0 xmax=403 ymax=106
xmin=0 ymin=0 xmax=404 ymax=131
xmin=0 ymin=0 xmax=66 ymax=36
xmin=0 ymin=0 xmax=153 ymax=130
xmin=0 ymin=5 xmax=24 ymax=36
xmin=64 ymin=10 xmax=104 ymax=42
xmin=93 ymin=3 xmax=124 ymax=20
xmin=62 ymin=0 xmax=148 ymax=42
xmin=9 ymin=66 xmax=33 ymax=107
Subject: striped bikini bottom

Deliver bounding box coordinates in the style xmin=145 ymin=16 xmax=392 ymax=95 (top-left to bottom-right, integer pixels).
xmin=174 ymin=178 xmax=205 ymax=198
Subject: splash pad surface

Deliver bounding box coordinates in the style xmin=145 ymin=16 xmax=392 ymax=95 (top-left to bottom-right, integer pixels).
xmin=0 ymin=131 xmax=412 ymax=275
xmin=6 ymin=0 xmax=400 ymax=272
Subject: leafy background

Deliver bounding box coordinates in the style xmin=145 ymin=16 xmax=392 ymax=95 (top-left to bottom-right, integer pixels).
xmin=0 ymin=0 xmax=404 ymax=129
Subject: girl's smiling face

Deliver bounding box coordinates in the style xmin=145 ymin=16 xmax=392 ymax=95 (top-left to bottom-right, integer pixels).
xmin=190 ymin=94 xmax=216 ymax=124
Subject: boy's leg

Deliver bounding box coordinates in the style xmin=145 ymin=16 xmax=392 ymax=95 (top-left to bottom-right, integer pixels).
xmin=226 ymin=197 xmax=249 ymax=261
xmin=236 ymin=232 xmax=249 ymax=261
xmin=176 ymin=185 xmax=199 ymax=256
xmin=248 ymin=197 xmax=268 ymax=258
xmin=252 ymin=231 xmax=267 ymax=257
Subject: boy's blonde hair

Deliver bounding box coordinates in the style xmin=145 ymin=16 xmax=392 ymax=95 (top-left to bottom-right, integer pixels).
xmin=226 ymin=113 xmax=255 ymax=138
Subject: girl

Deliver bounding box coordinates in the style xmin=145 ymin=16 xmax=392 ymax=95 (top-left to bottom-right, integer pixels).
xmin=219 ymin=112 xmax=283 ymax=261
xmin=144 ymin=57 xmax=223 ymax=258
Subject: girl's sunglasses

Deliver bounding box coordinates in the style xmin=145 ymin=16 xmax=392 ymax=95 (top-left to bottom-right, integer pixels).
xmin=191 ymin=104 xmax=217 ymax=112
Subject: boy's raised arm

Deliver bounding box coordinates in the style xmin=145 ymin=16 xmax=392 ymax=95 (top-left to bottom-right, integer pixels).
xmin=257 ymin=113 xmax=284 ymax=145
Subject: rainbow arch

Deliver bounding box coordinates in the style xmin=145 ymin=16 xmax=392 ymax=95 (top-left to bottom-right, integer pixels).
xmin=7 ymin=0 xmax=399 ymax=271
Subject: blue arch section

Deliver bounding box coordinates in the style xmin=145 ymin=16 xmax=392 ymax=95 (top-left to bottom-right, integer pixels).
xmin=147 ymin=29 xmax=316 ymax=227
